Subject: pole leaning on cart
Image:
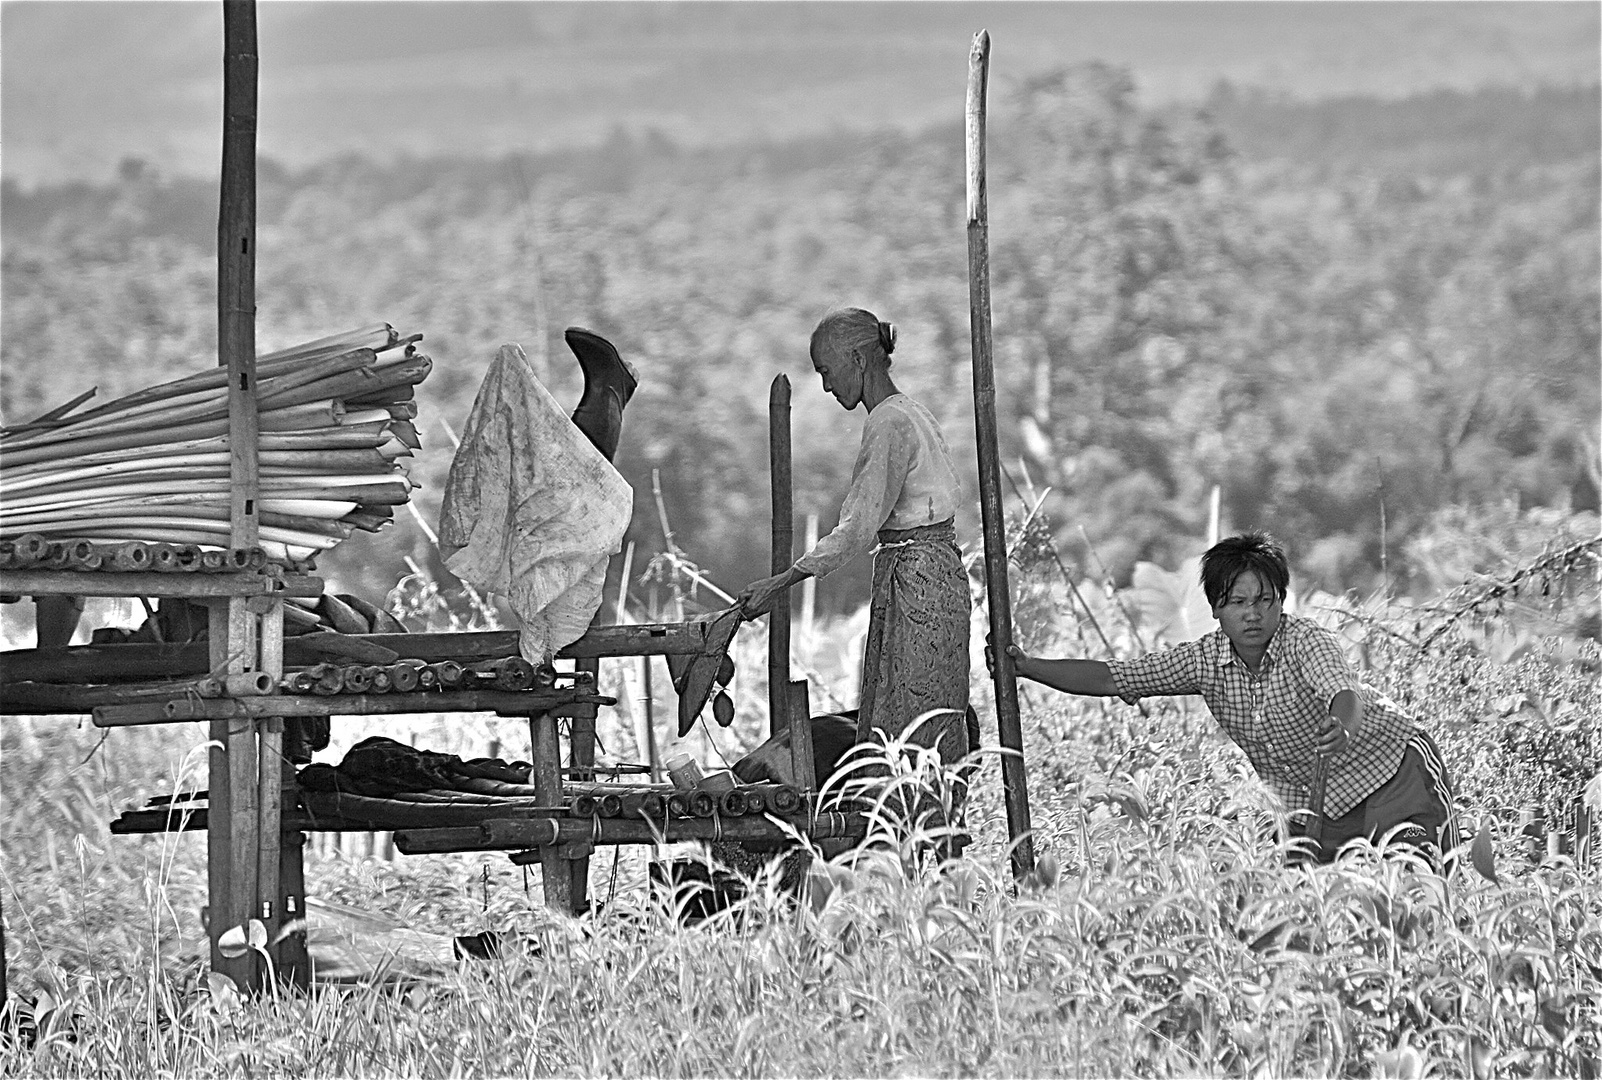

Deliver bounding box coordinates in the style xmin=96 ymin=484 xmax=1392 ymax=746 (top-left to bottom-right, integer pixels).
xmin=965 ymin=30 xmax=1036 ymax=881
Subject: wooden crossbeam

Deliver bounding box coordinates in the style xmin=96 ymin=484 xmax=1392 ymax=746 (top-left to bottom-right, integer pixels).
xmin=0 ymin=569 xmax=321 ymax=598
xmin=0 ymin=622 xmax=714 ymax=687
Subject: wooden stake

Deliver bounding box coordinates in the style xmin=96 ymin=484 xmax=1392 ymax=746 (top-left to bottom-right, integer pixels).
xmin=529 ymin=710 xmax=574 ymax=913
xmin=568 ymin=656 xmax=600 ymax=912
xmin=208 ymin=0 xmax=260 ymax=992
xmin=1306 ymin=753 xmax=1329 ymax=857
xmin=966 ymin=29 xmax=1036 ymax=881
xmin=787 ymin=679 xmax=816 ymax=796
xmin=769 ymin=375 xmax=793 ymax=736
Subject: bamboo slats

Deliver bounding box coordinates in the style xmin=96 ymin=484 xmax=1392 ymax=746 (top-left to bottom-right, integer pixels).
xmin=0 ymin=326 xmax=430 ymax=565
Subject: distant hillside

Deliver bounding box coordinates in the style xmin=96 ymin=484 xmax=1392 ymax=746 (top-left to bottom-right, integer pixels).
xmin=1207 ymin=83 xmax=1602 ymax=176
xmin=2 ymin=0 xmax=1597 ymax=185
xmin=6 ymin=82 xmax=1597 ymax=248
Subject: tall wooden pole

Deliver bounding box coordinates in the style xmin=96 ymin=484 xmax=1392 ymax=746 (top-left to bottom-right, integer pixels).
xmin=212 ymin=0 xmax=285 ymax=990
xmin=768 ymin=374 xmax=793 ymax=736
xmin=966 ymin=30 xmax=1036 ymax=881
xmin=220 ymin=0 xmax=260 ymax=554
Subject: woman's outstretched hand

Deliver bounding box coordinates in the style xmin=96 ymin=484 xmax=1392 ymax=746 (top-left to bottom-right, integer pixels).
xmin=736 ymin=572 xmax=792 ymax=618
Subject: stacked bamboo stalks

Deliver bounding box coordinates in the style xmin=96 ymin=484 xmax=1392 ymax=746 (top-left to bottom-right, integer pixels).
xmin=569 ymin=782 xmax=804 ymax=819
xmin=283 ymin=657 xmax=559 ymax=696
xmin=0 ymin=536 xmax=268 ymax=572
xmin=0 ymin=324 xmax=428 ymax=565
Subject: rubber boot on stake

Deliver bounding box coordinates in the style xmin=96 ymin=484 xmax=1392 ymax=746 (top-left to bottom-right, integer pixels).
xmin=564 ymin=327 xmax=637 ymax=462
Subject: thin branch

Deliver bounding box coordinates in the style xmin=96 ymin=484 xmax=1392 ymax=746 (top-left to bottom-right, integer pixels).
xmin=1415 ymin=537 xmax=1602 ymax=652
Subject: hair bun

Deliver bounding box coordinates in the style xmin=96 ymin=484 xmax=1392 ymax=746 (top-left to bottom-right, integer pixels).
xmin=878 ymin=320 xmax=897 ymax=356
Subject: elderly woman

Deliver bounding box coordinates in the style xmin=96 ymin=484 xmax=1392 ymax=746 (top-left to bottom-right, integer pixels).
xmin=737 ymin=307 xmax=972 ymax=766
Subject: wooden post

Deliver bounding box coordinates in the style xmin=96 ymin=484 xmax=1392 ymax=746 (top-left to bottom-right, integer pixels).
xmin=1306 ymin=753 xmax=1329 ymax=859
xmin=1 ymin=889 xmax=8 ymax=1017
xmin=568 ymin=657 xmax=600 ymax=913
xmin=210 ymin=0 xmax=266 ymax=989
xmin=786 ymin=679 xmax=816 ymax=797
xmin=965 ymin=29 xmax=1035 ymax=881
xmin=255 ymin=596 xmax=285 ymax=972
xmin=528 ymin=710 xmax=574 ymax=913
xmin=642 ymin=656 xmax=661 ymax=783
xmin=277 ymin=827 xmax=309 ymax=989
xmin=769 ymin=375 xmax=793 ymax=736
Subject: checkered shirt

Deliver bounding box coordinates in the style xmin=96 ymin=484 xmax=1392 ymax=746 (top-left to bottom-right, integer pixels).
xmin=1106 ymin=613 xmax=1415 ymax=818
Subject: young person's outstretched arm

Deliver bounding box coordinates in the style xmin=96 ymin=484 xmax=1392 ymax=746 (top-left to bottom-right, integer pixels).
xmin=998 ymin=643 xmax=1122 ymax=697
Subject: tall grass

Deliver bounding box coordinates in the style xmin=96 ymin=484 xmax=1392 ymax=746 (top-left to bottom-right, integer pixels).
xmin=3 ymin=530 xmax=1599 ymax=1077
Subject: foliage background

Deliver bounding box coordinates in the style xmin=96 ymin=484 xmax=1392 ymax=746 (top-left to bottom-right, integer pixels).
xmin=3 ymin=76 xmax=1597 ymax=618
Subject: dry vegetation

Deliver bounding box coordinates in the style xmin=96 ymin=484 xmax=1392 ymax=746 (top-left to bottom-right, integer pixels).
xmin=2 ymin=507 xmax=1598 ymax=1078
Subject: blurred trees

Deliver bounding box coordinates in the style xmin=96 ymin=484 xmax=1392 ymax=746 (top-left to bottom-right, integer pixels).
xmin=2 ymin=76 xmax=1596 ymax=610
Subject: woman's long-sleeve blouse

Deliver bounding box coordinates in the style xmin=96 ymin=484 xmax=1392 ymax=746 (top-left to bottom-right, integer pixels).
xmin=795 ymin=394 xmax=961 ymax=578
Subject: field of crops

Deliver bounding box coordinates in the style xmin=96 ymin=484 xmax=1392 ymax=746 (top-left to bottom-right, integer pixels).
xmin=1 ymin=520 xmax=1598 ymax=1078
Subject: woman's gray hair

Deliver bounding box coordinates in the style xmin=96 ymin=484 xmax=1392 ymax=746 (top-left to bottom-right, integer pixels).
xmin=811 ymin=307 xmax=896 ymax=367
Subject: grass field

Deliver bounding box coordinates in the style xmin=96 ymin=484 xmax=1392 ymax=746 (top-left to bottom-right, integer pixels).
xmin=2 ymin=532 xmax=1598 ymax=1078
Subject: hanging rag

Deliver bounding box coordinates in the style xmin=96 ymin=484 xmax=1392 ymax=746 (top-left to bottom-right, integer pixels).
xmin=438 ymin=342 xmax=632 ymax=663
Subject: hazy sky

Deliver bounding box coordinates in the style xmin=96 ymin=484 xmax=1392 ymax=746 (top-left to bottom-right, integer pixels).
xmin=2 ymin=1 xmax=1598 ymax=186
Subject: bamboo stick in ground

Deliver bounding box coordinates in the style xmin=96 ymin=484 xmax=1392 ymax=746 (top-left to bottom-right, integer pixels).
xmin=966 ymin=28 xmax=1036 ymax=881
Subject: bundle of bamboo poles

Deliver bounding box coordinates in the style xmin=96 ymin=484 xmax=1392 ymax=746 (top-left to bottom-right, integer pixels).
xmin=283 ymin=656 xmax=557 ymax=696
xmin=0 ymin=324 xmax=427 ymax=565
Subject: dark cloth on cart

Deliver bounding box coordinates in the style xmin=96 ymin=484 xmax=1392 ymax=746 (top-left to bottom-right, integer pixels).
xmin=297 ymin=736 xmax=530 ymax=798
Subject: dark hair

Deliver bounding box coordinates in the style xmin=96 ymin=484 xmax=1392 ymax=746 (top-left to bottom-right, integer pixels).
xmin=811 ymin=307 xmax=896 ymax=368
xmin=1199 ymin=532 xmax=1290 ymax=608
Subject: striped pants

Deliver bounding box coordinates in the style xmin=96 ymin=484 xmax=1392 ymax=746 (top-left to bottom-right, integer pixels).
xmin=1291 ymin=731 xmax=1460 ymax=867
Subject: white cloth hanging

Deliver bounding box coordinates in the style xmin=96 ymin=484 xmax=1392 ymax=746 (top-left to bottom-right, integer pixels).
xmin=438 ymin=342 xmax=632 ymax=663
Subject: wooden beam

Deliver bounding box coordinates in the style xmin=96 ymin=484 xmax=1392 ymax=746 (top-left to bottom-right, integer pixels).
xmin=965 ymin=29 xmax=1035 ymax=881
xmin=91 ymin=688 xmax=613 ymax=726
xmin=567 ymin=656 xmax=600 ymax=913
xmin=208 ymin=601 xmax=259 ymax=990
xmin=0 ymin=570 xmax=321 ymax=598
xmin=0 ymin=621 xmax=708 ymax=688
xmin=398 ymin=810 xmax=870 ymax=853
xmin=768 ymin=374 xmax=793 ymax=735
xmin=528 ymin=711 xmax=575 ymax=913
xmin=787 ymin=679 xmax=816 ymax=797
xmin=275 ymin=828 xmax=309 ymax=988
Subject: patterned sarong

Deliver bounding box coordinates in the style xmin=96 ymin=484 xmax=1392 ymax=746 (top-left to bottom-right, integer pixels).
xmin=857 ymin=519 xmax=971 ymax=764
